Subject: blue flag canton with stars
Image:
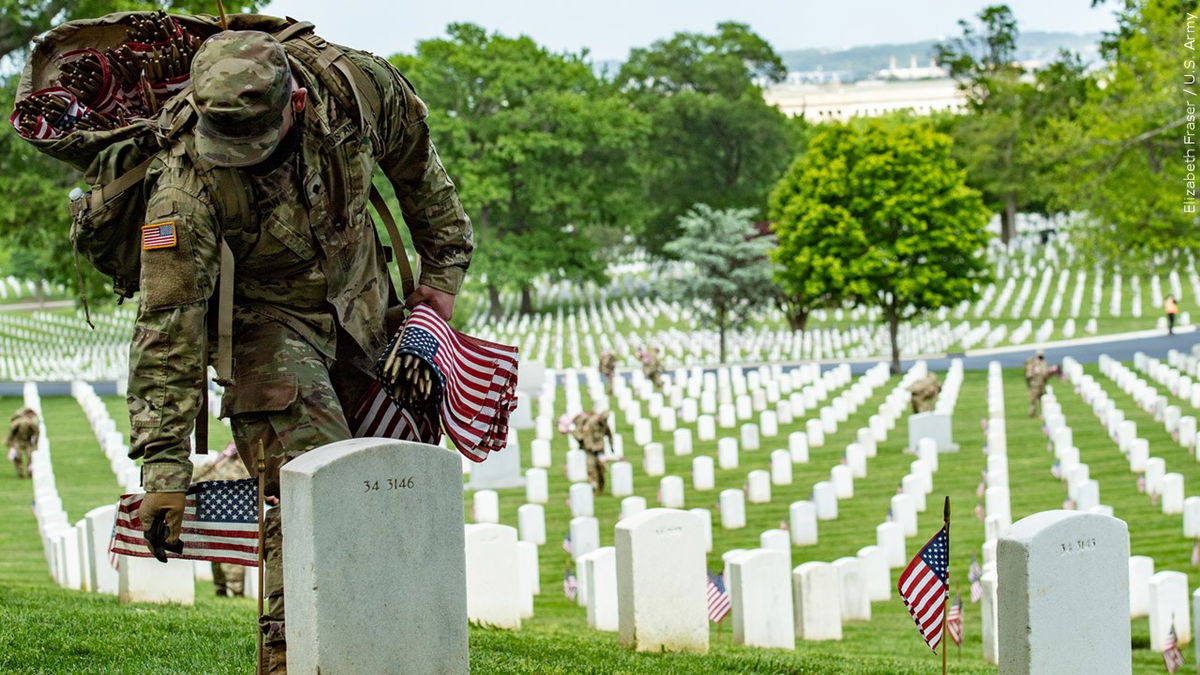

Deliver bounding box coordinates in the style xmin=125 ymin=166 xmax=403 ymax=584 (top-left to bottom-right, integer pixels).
xmin=709 ymin=572 xmax=727 ymax=593
xmin=920 ymin=529 xmax=950 ymax=583
xmin=399 ymin=325 xmax=447 ymax=400
xmin=193 ymin=478 xmax=258 ymax=523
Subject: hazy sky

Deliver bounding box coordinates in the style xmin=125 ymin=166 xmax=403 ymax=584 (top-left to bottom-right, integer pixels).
xmin=260 ymin=0 xmax=1118 ymax=61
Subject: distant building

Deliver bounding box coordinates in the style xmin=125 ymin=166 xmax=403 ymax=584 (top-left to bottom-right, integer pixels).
xmin=763 ymin=78 xmax=966 ymax=122
xmin=877 ymin=55 xmax=948 ymax=81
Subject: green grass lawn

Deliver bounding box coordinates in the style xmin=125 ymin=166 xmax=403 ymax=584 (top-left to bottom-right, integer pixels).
xmin=0 ymin=366 xmax=1194 ymax=673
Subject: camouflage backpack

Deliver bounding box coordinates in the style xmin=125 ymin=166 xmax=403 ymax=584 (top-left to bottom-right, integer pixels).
xmin=13 ymin=12 xmax=407 ymax=303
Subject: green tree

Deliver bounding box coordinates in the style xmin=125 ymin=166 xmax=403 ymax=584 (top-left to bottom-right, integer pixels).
xmin=663 ymin=204 xmax=775 ymax=363
xmin=392 ymin=24 xmax=647 ymax=316
xmin=617 ymin=22 xmax=794 ymax=255
xmin=935 ymin=4 xmax=1031 ymax=245
xmin=1041 ymin=0 xmax=1199 ymax=262
xmin=769 ymin=120 xmax=992 ymax=373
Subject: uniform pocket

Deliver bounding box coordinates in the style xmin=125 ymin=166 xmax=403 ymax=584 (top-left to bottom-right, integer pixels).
xmin=220 ymin=373 xmax=298 ymax=417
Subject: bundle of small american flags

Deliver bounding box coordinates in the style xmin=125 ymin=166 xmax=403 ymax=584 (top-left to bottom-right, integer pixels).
xmin=898 ymin=525 xmax=950 ymax=651
xmin=358 ymin=304 xmax=519 ymax=463
xmin=109 ymin=478 xmax=258 ymax=566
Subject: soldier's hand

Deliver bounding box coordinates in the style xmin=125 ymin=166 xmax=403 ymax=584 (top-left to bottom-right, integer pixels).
xmin=138 ymin=491 xmax=186 ymax=559
xmin=405 ymin=285 xmax=456 ymax=321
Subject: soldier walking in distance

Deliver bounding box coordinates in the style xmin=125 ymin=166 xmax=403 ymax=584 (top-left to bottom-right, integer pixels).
xmin=192 ymin=442 xmax=251 ymax=597
xmin=598 ymin=350 xmax=617 ymax=394
xmin=639 ymin=346 xmax=663 ymax=390
xmin=129 ymin=29 xmax=472 ymax=673
xmin=6 ymin=408 xmax=39 ymax=479
xmin=1024 ymin=350 xmax=1050 ymax=417
xmin=569 ymin=410 xmax=613 ymax=495
xmin=907 ymin=373 xmax=940 ymax=414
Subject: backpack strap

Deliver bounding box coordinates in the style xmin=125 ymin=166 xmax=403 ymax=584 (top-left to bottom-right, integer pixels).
xmin=277 ymin=31 xmax=420 ymax=299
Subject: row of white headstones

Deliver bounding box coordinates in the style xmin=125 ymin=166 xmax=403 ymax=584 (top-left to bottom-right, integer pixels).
xmin=461 ymin=358 xmax=973 ymax=647
xmin=0 ymin=309 xmax=133 ymax=382
xmin=1001 ymin=355 xmax=1200 ymax=666
xmin=32 ymin=381 xmax=260 ymax=604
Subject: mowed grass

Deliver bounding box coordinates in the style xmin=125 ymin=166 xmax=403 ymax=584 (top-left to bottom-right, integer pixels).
xmin=0 ymin=366 xmax=1195 ymax=673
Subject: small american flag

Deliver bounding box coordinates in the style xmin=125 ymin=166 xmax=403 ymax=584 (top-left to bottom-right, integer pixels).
xmin=1164 ymin=621 xmax=1185 ymax=673
xmin=110 ymin=479 xmax=258 ymax=566
xmin=107 ymin=522 xmax=119 ymax=570
xmin=976 ymin=480 xmax=986 ymax=498
xmin=562 ymin=533 xmax=572 ymax=556
xmin=968 ymin=555 xmax=983 ymax=603
xmin=947 ymin=593 xmax=963 ymax=646
xmin=974 ymin=503 xmax=985 ymax=521
xmin=1192 ymin=539 xmax=1199 ymax=568
xmin=141 ymin=222 xmax=177 ymax=250
xmin=1051 ymin=461 xmax=1062 ymax=479
xmin=706 ymin=570 xmax=731 ymax=623
xmin=368 ymin=305 xmax=518 ymax=463
xmin=351 ymin=380 xmax=439 ymax=444
xmin=899 ymin=526 xmax=949 ymax=651
xmin=563 ymin=569 xmax=578 ymax=601
xmin=1138 ymin=475 xmax=1146 ymax=493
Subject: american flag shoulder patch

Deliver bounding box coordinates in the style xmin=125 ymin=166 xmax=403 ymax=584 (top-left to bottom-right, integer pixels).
xmin=142 ymin=221 xmax=178 ymax=250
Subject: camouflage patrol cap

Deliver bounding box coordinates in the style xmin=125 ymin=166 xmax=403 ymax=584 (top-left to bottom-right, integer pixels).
xmin=191 ymin=31 xmax=292 ymax=167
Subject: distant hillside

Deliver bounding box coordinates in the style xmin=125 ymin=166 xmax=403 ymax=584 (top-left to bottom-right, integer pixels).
xmin=778 ymin=31 xmax=1103 ymax=81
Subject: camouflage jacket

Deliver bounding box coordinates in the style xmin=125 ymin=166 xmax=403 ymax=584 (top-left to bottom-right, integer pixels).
xmin=1024 ymin=358 xmax=1049 ymax=389
xmin=7 ymin=411 xmax=38 ymax=450
xmin=571 ymin=411 xmax=612 ymax=454
xmin=130 ymin=50 xmax=473 ymax=491
xmin=599 ymin=353 xmax=616 ymax=376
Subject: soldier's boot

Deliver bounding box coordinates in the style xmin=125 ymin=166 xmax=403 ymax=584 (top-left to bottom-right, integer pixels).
xmin=260 ymin=507 xmax=287 ymax=673
xmin=1028 ymin=398 xmax=1039 ymax=418
xmin=262 ymin=633 xmax=287 ymax=675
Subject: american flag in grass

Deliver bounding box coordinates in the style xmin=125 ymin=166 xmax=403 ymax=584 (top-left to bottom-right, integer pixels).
xmin=109 ymin=479 xmax=258 ymax=566
xmin=706 ymin=571 xmax=731 ymax=623
xmin=898 ymin=526 xmax=949 ymax=651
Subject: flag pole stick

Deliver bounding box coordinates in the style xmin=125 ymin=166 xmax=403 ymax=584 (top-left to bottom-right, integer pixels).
xmin=256 ymin=440 xmax=266 ymax=675
xmin=942 ymin=495 xmax=950 ymax=675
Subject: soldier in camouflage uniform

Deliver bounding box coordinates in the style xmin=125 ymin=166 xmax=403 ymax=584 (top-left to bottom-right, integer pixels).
xmin=6 ymin=408 xmax=39 ymax=479
xmin=569 ymin=410 xmax=612 ymax=495
xmin=907 ymin=373 xmax=941 ymax=414
xmin=599 ymin=350 xmax=617 ymax=395
xmin=129 ymin=31 xmax=471 ymax=673
xmin=639 ymin=346 xmax=663 ymax=390
xmin=192 ymin=442 xmax=250 ymax=597
xmin=1024 ymin=350 xmax=1050 ymax=418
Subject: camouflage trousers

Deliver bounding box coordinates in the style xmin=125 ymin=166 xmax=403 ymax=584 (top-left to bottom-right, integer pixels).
xmin=1028 ymin=386 xmax=1045 ymax=418
xmin=586 ymin=450 xmax=605 ymax=495
xmin=222 ymin=310 xmax=375 ymax=661
xmin=213 ymin=562 xmax=246 ymax=597
xmin=911 ymin=398 xmax=935 ymax=414
xmin=10 ymin=444 xmax=32 ymax=478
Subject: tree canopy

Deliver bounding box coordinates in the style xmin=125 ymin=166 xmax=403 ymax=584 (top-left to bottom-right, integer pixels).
xmin=663 ymin=204 xmax=775 ymax=362
xmin=617 ymin=22 xmax=797 ymax=255
xmin=392 ymin=23 xmax=647 ymax=315
xmin=769 ymin=119 xmax=993 ymax=371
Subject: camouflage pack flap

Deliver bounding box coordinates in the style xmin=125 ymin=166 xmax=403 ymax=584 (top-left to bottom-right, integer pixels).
xmin=17 ymin=13 xmax=291 ymax=170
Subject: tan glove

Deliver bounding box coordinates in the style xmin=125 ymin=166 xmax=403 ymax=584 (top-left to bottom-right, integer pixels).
xmin=138 ymin=491 xmax=186 ymax=558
